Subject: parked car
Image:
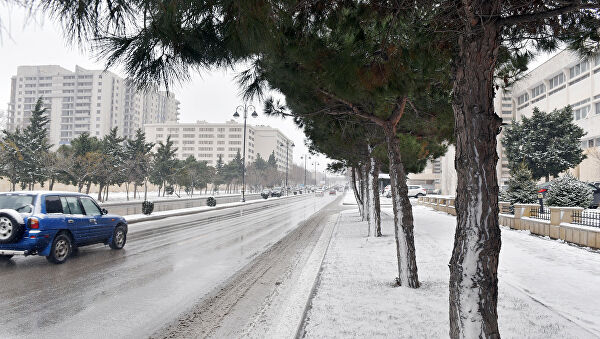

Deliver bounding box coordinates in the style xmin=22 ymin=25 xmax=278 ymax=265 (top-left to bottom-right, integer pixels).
xmin=383 ymin=185 xmax=391 ymax=197
xmin=385 ymin=185 xmax=427 ymax=198
xmin=589 ymin=182 xmax=600 ymax=209
xmin=0 ymin=192 xmax=128 ymax=264
xmin=261 ymin=189 xmax=271 ymax=199
xmin=315 ymin=189 xmax=324 ymax=197
xmin=329 ymin=189 xmax=337 ymax=196
xmin=271 ymin=187 xmax=283 ymax=197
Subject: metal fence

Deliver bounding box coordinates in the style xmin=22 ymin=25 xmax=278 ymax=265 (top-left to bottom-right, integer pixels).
xmin=572 ymin=210 xmax=600 ymax=228
xmin=530 ymin=206 xmax=550 ymax=221
xmin=500 ymin=204 xmax=514 ymax=215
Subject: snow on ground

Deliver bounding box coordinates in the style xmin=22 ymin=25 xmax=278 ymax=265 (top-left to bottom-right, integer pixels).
xmin=342 ymin=193 xmax=393 ymax=206
xmin=302 ymin=204 xmax=600 ymax=338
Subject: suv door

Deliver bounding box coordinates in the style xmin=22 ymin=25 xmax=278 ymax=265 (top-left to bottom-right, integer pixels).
xmin=43 ymin=195 xmax=67 ymax=231
xmin=63 ymin=196 xmax=90 ymax=245
xmin=79 ymin=197 xmax=112 ymax=242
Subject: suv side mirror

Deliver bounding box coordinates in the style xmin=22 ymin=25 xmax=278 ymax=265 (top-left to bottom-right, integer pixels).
xmin=101 ymin=208 xmax=108 ymax=215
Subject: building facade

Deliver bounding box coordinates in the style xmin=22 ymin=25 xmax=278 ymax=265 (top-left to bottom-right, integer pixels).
xmin=440 ymin=50 xmax=600 ymax=195
xmin=7 ymin=65 xmax=179 ymax=145
xmin=144 ymin=121 xmax=294 ymax=172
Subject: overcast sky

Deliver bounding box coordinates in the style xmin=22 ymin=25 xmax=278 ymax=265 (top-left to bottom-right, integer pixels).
xmin=0 ymin=4 xmax=556 ymax=174
xmin=0 ymin=4 xmax=331 ymax=171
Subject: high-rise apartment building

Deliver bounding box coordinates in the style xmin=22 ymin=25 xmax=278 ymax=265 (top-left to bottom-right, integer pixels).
xmin=144 ymin=121 xmax=294 ymax=172
xmin=7 ymin=65 xmax=179 ymax=145
xmin=439 ymin=49 xmax=600 ymax=195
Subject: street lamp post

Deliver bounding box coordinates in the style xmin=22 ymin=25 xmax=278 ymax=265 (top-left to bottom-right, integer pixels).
xmin=312 ymin=162 xmax=319 ymax=186
xmin=234 ymin=103 xmax=258 ymax=202
xmin=300 ymin=154 xmax=311 ymax=188
xmin=279 ymin=140 xmax=295 ymax=195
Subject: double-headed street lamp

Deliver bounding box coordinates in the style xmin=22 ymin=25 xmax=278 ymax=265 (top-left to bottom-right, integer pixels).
xmin=233 ymin=103 xmax=258 ymax=202
xmin=279 ymin=140 xmax=295 ymax=195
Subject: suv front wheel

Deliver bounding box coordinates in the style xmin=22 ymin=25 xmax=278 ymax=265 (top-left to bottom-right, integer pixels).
xmin=109 ymin=226 xmax=127 ymax=250
xmin=46 ymin=233 xmax=73 ymax=264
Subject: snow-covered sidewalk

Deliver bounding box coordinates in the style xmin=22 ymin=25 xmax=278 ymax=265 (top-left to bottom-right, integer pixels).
xmin=302 ymin=205 xmax=600 ymax=338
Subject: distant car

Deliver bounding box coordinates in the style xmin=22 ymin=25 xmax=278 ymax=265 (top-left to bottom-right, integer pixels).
xmin=0 ymin=192 xmax=127 ymax=264
xmin=329 ymin=190 xmax=336 ymax=196
xmin=315 ymin=189 xmax=324 ymax=197
xmin=261 ymin=189 xmax=271 ymax=199
xmin=383 ymin=185 xmax=391 ymax=197
xmin=408 ymin=185 xmax=427 ymax=198
xmin=385 ymin=185 xmax=427 ymax=198
xmin=590 ymin=182 xmax=600 ymax=209
xmin=271 ymin=188 xmax=283 ymax=197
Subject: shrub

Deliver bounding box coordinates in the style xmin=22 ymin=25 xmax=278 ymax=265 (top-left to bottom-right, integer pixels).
xmin=206 ymin=196 xmax=217 ymax=207
xmin=142 ymin=200 xmax=154 ymax=215
xmin=545 ymin=174 xmax=593 ymax=208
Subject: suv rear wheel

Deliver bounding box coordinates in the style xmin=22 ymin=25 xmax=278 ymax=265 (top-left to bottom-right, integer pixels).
xmin=46 ymin=233 xmax=73 ymax=264
xmin=0 ymin=214 xmax=24 ymax=244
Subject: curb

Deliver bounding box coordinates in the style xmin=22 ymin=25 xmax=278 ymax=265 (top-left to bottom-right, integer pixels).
xmin=125 ymin=194 xmax=305 ymax=225
xmin=294 ymin=213 xmax=341 ymax=338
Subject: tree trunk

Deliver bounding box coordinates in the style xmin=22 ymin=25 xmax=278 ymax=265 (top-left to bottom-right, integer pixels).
xmin=105 ymin=185 xmax=109 ymax=201
xmin=356 ymin=166 xmax=364 ymax=218
xmin=449 ymin=11 xmax=502 ymax=338
xmin=351 ymin=167 xmax=363 ymax=216
xmin=78 ymin=182 xmax=83 ymax=193
xmin=370 ymin=157 xmax=382 ymax=237
xmin=97 ymin=183 xmax=104 ymax=202
xmin=49 ymin=177 xmax=55 ymax=191
xmin=365 ymin=157 xmax=374 ymax=236
xmin=545 ymin=174 xmax=550 ymax=182
xmin=126 ymin=183 xmax=130 ymax=201
xmin=144 ymin=179 xmax=148 ymax=201
xmin=134 ymin=184 xmax=137 ymax=199
xmin=383 ymin=125 xmax=419 ymax=288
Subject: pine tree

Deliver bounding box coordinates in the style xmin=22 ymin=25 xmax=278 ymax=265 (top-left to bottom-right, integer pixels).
xmin=97 ymin=128 xmax=126 ymax=201
xmin=151 ymin=135 xmax=178 ymax=196
xmin=22 ymin=97 xmax=53 ymax=189
xmin=502 ymin=107 xmax=586 ymax=182
xmin=504 ymin=163 xmax=538 ymax=205
xmin=124 ymin=129 xmax=154 ymax=199
xmin=545 ymin=174 xmax=593 ymax=208
xmin=267 ymin=151 xmax=277 ymax=169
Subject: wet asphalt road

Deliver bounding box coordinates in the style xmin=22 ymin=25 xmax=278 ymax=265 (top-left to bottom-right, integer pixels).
xmin=0 ymin=194 xmax=337 ymax=339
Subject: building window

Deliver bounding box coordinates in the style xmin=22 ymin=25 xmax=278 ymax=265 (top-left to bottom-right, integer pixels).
xmin=517 ymin=93 xmax=529 ymax=105
xmin=548 ymin=73 xmax=565 ymax=89
xmin=501 ymin=103 xmax=512 ymax=108
xmin=530 ymin=83 xmax=545 ymax=98
xmin=573 ymin=105 xmax=590 ymax=120
xmin=595 ymin=102 xmax=600 ymax=115
xmin=501 ymin=110 xmax=512 ymax=115
xmin=183 ymin=134 xmax=195 ymax=138
xmin=569 ymin=60 xmax=589 ymax=78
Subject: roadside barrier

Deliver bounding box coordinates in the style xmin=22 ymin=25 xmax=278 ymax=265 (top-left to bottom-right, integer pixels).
xmin=417 ymin=196 xmax=600 ymax=250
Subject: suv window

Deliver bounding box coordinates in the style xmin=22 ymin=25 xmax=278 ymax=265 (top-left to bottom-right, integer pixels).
xmin=80 ymin=198 xmax=101 ymax=216
xmin=65 ymin=197 xmax=83 ymax=215
xmin=45 ymin=196 xmax=63 ymax=214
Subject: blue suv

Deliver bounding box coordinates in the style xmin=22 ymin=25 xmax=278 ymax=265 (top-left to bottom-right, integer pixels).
xmin=0 ymin=192 xmax=128 ymax=264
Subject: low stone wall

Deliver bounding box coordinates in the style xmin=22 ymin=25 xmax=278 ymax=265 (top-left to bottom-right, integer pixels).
xmin=418 ymin=196 xmax=600 ymax=250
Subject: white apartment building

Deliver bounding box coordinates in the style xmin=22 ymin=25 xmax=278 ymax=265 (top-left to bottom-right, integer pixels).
xmin=144 ymin=121 xmax=294 ymax=172
xmin=7 ymin=65 xmax=179 ymax=145
xmin=440 ymin=49 xmax=600 ymax=195
xmin=252 ymin=125 xmax=295 ymax=172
